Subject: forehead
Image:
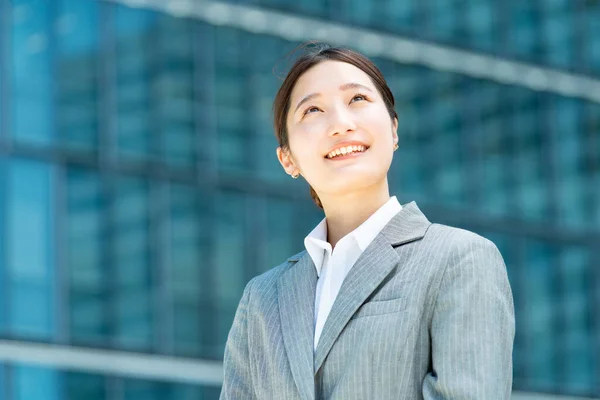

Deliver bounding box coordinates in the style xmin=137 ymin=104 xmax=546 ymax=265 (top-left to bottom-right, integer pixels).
xmin=290 ymin=60 xmax=375 ymax=100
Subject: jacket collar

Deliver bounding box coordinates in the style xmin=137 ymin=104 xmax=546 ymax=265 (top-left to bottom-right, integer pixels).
xmin=278 ymin=201 xmax=431 ymax=400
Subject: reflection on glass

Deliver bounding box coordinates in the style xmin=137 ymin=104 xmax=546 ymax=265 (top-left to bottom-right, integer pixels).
xmin=558 ymin=246 xmax=594 ymax=394
xmin=214 ymin=190 xmax=246 ymax=357
xmin=113 ymin=176 xmax=154 ymax=350
xmin=11 ymin=0 xmax=53 ymax=145
xmin=115 ymin=5 xmax=158 ymax=162
xmin=150 ymin=15 xmax=197 ymax=170
xmin=523 ymin=240 xmax=557 ymax=392
xmin=263 ymin=197 xmax=297 ymax=273
xmin=169 ymin=184 xmax=211 ymax=357
xmin=67 ymin=168 xmax=107 ymax=345
xmin=56 ymin=0 xmax=99 ymax=151
xmin=7 ymin=160 xmax=55 ymax=339
xmin=14 ymin=365 xmax=58 ymax=400
xmin=65 ymin=371 xmax=106 ymax=400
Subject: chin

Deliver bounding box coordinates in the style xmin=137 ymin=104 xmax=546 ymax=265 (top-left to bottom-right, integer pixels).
xmin=319 ymin=171 xmax=387 ymax=194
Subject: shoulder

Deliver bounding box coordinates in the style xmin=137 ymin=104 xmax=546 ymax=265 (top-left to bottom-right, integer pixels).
xmin=243 ymin=250 xmax=306 ymax=296
xmin=424 ymin=223 xmax=507 ymax=287
xmin=425 ymin=222 xmax=501 ymax=256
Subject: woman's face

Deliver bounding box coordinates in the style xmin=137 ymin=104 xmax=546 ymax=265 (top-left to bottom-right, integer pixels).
xmin=278 ymin=60 xmax=398 ymax=198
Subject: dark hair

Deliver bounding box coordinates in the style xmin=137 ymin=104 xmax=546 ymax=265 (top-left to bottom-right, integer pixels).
xmin=272 ymin=43 xmax=398 ymax=209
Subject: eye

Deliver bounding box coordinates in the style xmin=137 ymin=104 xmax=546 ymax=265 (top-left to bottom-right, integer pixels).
xmin=302 ymin=106 xmax=320 ymax=116
xmin=351 ymin=93 xmax=369 ymax=103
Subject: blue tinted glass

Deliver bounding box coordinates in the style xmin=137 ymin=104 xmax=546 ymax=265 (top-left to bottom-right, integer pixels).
xmin=377 ymin=0 xmax=415 ymax=31
xmin=65 ymin=371 xmax=105 ymax=400
xmin=155 ymin=16 xmax=196 ymax=170
xmin=115 ymin=5 xmax=160 ymax=162
xmin=586 ymin=103 xmax=600 ymax=227
xmin=540 ymin=1 xmax=573 ymax=69
xmin=263 ymin=197 xmax=297 ymax=272
xmin=11 ymin=0 xmax=53 ymax=145
xmin=509 ymin=90 xmax=550 ymax=222
xmin=478 ymin=83 xmax=510 ymax=216
xmin=551 ymin=97 xmax=591 ymax=229
xmin=67 ymin=168 xmax=107 ymax=345
xmin=522 ymin=240 xmax=557 ymax=391
xmin=214 ymin=190 xmax=247 ymax=358
xmin=0 ymin=158 xmax=4 ymax=333
xmin=342 ymin=0 xmax=373 ymax=25
xmin=214 ymin=28 xmax=248 ymax=173
xmin=507 ymin=3 xmax=539 ymax=59
xmin=465 ymin=1 xmax=497 ymax=51
xmin=427 ymin=0 xmax=459 ymax=42
xmin=14 ymin=364 xmax=58 ymax=400
xmin=558 ymin=246 xmax=594 ymax=394
xmin=123 ymin=378 xmax=165 ymax=400
xmin=586 ymin=10 xmax=600 ymax=74
xmin=113 ymin=176 xmax=154 ymax=350
xmin=56 ymin=0 xmax=99 ymax=151
xmin=7 ymin=159 xmax=55 ymax=339
xmin=169 ymin=184 xmax=211 ymax=357
xmin=170 ymin=382 xmax=204 ymax=400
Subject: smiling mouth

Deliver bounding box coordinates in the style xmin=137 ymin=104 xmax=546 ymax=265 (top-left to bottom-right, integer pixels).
xmin=325 ymin=145 xmax=369 ymax=160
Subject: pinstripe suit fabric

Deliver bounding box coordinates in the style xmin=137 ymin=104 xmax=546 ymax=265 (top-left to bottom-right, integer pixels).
xmin=220 ymin=201 xmax=515 ymax=400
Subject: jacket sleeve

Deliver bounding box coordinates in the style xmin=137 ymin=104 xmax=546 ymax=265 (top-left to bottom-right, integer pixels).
xmin=220 ymin=278 xmax=256 ymax=400
xmin=422 ymin=235 xmax=515 ymax=400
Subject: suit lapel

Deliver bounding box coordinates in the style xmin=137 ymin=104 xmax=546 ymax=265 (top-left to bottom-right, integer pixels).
xmin=313 ymin=201 xmax=431 ymax=373
xmin=278 ymin=252 xmax=318 ymax=400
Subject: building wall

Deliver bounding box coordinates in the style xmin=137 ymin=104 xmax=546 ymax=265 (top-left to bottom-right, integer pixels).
xmin=0 ymin=0 xmax=598 ymax=398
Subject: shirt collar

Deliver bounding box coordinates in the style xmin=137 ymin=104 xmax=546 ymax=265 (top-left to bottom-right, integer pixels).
xmin=352 ymin=196 xmax=402 ymax=252
xmin=303 ymin=217 xmax=329 ymax=275
xmin=303 ymin=196 xmax=402 ymax=276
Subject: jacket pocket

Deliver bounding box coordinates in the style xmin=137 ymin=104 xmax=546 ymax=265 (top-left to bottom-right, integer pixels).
xmin=351 ymin=297 xmax=408 ymax=320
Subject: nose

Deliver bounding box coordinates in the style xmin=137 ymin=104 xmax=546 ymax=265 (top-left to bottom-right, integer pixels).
xmin=327 ymin=106 xmax=357 ymax=137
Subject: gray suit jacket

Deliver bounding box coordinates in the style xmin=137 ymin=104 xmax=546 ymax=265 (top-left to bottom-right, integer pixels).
xmin=220 ymin=201 xmax=515 ymax=400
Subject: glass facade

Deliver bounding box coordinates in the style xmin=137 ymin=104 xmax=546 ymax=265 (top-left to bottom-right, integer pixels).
xmin=0 ymin=0 xmax=598 ymax=399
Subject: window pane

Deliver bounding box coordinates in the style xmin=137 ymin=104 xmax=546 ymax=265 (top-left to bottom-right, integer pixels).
xmin=557 ymin=246 xmax=595 ymax=394
xmin=13 ymin=364 xmax=59 ymax=400
xmin=521 ymin=240 xmax=558 ymax=392
xmin=11 ymin=0 xmax=53 ymax=145
xmin=64 ymin=371 xmax=106 ymax=400
xmin=154 ymin=16 xmax=197 ymax=170
xmin=0 ymin=158 xmax=5 ymax=333
xmin=214 ymin=190 xmax=247 ymax=358
xmin=56 ymin=0 xmax=99 ymax=151
xmin=214 ymin=28 xmax=249 ymax=173
xmin=67 ymin=168 xmax=107 ymax=345
xmin=510 ymin=89 xmax=550 ymax=222
xmin=507 ymin=3 xmax=540 ymax=60
xmin=7 ymin=159 xmax=55 ymax=339
xmin=115 ymin=5 xmax=159 ymax=162
xmin=169 ymin=184 xmax=212 ymax=357
xmin=113 ymin=176 xmax=154 ymax=350
xmin=262 ymin=197 xmax=297 ymax=272
xmin=465 ymin=0 xmax=497 ymax=51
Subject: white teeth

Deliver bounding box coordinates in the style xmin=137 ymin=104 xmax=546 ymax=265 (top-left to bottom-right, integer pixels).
xmin=327 ymin=145 xmax=367 ymax=159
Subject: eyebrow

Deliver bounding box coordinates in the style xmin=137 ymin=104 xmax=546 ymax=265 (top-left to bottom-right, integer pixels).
xmin=293 ymin=82 xmax=374 ymax=114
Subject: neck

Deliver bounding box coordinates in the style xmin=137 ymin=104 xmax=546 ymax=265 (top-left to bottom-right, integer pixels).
xmin=320 ymin=180 xmax=391 ymax=250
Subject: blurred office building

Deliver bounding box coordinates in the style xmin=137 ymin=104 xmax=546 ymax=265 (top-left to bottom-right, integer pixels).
xmin=0 ymin=0 xmax=598 ymax=399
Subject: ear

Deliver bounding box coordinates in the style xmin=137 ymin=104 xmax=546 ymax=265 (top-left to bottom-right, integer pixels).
xmin=276 ymin=146 xmax=298 ymax=176
xmin=392 ymin=117 xmax=399 ymax=146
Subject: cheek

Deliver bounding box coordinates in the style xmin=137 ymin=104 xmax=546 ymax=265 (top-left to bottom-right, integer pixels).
xmin=288 ymin=129 xmax=322 ymax=163
xmin=363 ymin=114 xmax=394 ymax=141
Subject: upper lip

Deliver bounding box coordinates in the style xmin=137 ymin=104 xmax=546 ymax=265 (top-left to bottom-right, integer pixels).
xmin=325 ymin=140 xmax=370 ymax=157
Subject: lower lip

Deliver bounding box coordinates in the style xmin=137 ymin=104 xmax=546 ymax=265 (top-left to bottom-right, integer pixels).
xmin=325 ymin=148 xmax=368 ymax=161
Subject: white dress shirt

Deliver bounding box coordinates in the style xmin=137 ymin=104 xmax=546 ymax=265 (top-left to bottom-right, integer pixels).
xmin=304 ymin=196 xmax=403 ymax=351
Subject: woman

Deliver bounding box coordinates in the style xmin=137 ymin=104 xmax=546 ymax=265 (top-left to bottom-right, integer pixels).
xmin=220 ymin=43 xmax=515 ymax=400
